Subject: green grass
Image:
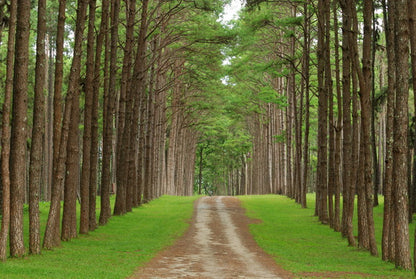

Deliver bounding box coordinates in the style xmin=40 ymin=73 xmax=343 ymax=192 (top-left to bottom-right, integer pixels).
xmin=0 ymin=195 xmax=198 ymax=279
xmin=239 ymin=194 xmax=415 ymax=278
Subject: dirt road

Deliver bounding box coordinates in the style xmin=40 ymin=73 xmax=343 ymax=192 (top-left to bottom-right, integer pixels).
xmin=130 ymin=196 xmax=291 ymax=279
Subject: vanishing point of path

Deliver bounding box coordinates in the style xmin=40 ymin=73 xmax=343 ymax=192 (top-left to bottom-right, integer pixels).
xmin=129 ymin=196 xmax=292 ymax=279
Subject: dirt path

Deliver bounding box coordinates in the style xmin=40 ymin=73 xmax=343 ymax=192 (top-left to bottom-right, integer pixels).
xmin=129 ymin=196 xmax=292 ymax=279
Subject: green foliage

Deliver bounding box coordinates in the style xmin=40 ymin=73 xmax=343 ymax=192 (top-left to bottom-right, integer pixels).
xmin=258 ymin=86 xmax=287 ymax=105
xmin=239 ymin=195 xmax=415 ymax=278
xmin=273 ymin=131 xmax=286 ymax=143
xmin=0 ymin=196 xmax=198 ymax=278
xmin=275 ymin=16 xmax=304 ymax=28
xmin=195 ymin=97 xmax=252 ymax=194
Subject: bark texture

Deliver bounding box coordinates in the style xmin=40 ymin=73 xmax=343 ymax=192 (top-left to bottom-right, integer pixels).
xmin=10 ymin=0 xmax=31 ymax=258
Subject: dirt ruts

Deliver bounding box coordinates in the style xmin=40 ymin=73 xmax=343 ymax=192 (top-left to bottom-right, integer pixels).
xmin=129 ymin=196 xmax=292 ymax=279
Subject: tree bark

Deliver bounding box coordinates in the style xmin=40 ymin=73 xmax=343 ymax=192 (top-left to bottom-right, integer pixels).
xmin=324 ymin=0 xmax=334 ymax=228
xmin=392 ymin=0 xmax=412 ymax=270
xmin=316 ymin=0 xmax=329 ymax=224
xmin=408 ymin=0 xmax=416 ymax=218
xmin=43 ymin=0 xmax=67 ymax=250
xmin=100 ymin=0 xmax=121 ymax=218
xmin=333 ymin=0 xmax=342 ymax=232
xmin=362 ymin=0 xmax=378 ymax=256
xmin=116 ymin=0 xmax=135 ymax=214
xmin=29 ymin=0 xmax=47 ymax=254
xmin=301 ymin=0 xmax=310 ymax=208
xmin=91 ymin=0 xmax=109 ymax=229
xmin=99 ymin=22 xmax=112 ymax=225
xmin=0 ymin=0 xmax=16 ymax=261
xmin=407 ymin=0 xmax=416 ymax=271
xmin=166 ymin=60 xmax=184 ymax=196
xmin=339 ymin=0 xmax=355 ymax=246
xmin=10 ymin=0 xmax=31 ymax=258
xmin=79 ymin=0 xmax=97 ymax=235
xmin=349 ymin=0 xmax=377 ymax=255
xmin=61 ymin=0 xmax=89 ymax=242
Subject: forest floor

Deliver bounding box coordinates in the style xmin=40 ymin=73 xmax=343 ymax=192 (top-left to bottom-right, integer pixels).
xmin=129 ymin=196 xmax=292 ymax=279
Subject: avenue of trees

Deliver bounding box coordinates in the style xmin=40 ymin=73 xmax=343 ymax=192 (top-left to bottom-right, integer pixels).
xmin=220 ymin=0 xmax=416 ymax=271
xmin=0 ymin=0 xmax=227 ymax=259
xmin=1 ymin=0 xmax=416 ymax=274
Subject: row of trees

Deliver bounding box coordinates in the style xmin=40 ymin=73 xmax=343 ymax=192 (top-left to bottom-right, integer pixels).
xmin=204 ymin=0 xmax=416 ymax=272
xmin=2 ymin=0 xmax=416 ymax=273
xmin=0 ymin=0 xmax=226 ymax=259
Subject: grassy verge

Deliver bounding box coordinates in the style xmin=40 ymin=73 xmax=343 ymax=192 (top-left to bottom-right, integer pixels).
xmin=0 ymin=195 xmax=198 ymax=279
xmin=239 ymin=194 xmax=415 ymax=278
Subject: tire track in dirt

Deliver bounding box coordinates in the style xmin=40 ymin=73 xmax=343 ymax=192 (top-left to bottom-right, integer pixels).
xmin=129 ymin=196 xmax=291 ymax=278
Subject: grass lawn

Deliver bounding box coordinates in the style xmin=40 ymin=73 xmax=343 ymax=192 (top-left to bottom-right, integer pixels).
xmin=0 ymin=195 xmax=198 ymax=279
xmin=239 ymin=194 xmax=415 ymax=278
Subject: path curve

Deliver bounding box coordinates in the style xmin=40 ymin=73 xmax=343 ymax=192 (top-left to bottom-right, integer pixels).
xmin=129 ymin=196 xmax=292 ymax=279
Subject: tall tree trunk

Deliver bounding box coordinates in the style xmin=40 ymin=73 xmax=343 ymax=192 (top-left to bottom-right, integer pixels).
xmin=144 ymin=86 xmax=155 ymax=202
xmin=339 ymin=0 xmax=355 ymax=246
xmin=101 ymin=0 xmax=120 ymax=221
xmin=118 ymin=0 xmax=149 ymax=211
xmin=10 ymin=0 xmax=31 ymax=257
xmin=61 ymin=85 xmax=80 ymax=242
xmin=407 ymin=0 xmax=416 ymax=271
xmin=44 ymin=39 xmax=54 ymax=202
xmin=116 ymin=0 xmax=135 ymax=214
xmin=382 ymin=0 xmax=395 ymax=262
xmin=371 ymin=4 xmax=380 ymax=208
xmin=91 ymin=0 xmax=109 ymax=229
xmin=286 ymin=75 xmax=294 ymax=199
xmin=79 ymin=0 xmax=97 ymax=235
xmin=316 ymin=0 xmax=329 ymax=224
xmin=166 ymin=60 xmax=183 ymax=196
xmin=301 ymin=0 xmax=310 ymax=208
xmin=325 ymin=0 xmax=334 ymax=228
xmin=408 ymin=0 xmax=416 ymax=218
xmin=0 ymin=0 xmax=16 ymax=261
xmin=362 ymin=0 xmax=377 ymax=256
xmin=43 ymin=0 xmax=67 ymax=250
xmin=99 ymin=23 xmax=112 ymax=225
xmin=350 ymin=0 xmax=377 ymax=255
xmin=133 ymin=2 xmax=149 ymax=204
xmin=61 ymin=0 xmax=89 ymax=242
xmin=292 ymin=4 xmax=302 ymax=206
xmin=333 ymin=0 xmax=342 ymax=232
xmin=392 ymin=0 xmax=412 ymax=270
xmin=29 ymin=0 xmax=47 ymax=254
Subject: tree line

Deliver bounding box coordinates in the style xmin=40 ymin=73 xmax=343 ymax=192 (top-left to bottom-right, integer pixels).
xmin=2 ymin=0 xmax=416 ymax=274
xmin=0 ymin=0 xmax=226 ymax=259
xmin=217 ymin=0 xmax=416 ymax=272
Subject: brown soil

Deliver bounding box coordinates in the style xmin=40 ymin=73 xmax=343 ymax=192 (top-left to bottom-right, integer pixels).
xmin=128 ymin=196 xmax=293 ymax=279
